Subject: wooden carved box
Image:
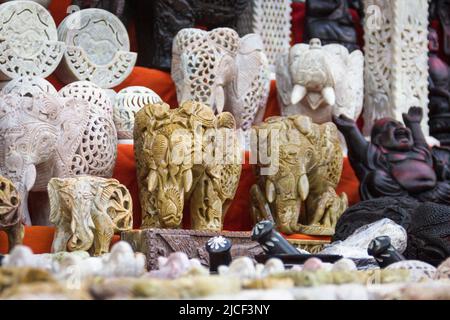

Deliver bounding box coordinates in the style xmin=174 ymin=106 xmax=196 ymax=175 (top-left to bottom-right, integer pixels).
xmin=122 ymin=229 xmax=263 ymax=270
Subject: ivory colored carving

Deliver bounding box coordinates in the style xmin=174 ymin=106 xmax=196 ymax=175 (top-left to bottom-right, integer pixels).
xmin=276 ymin=39 xmax=364 ymax=125
xmin=0 ymin=1 xmax=65 ymax=79
xmin=250 ymin=115 xmax=348 ymax=235
xmin=172 ymin=28 xmax=270 ymax=132
xmin=2 ymin=76 xmax=57 ymax=97
xmin=0 ymin=175 xmax=22 ymax=252
xmin=363 ymin=0 xmax=430 ymax=136
xmin=0 ymin=93 xmax=117 ymax=225
xmin=49 ymin=177 xmax=133 ymax=256
xmin=56 ymin=8 xmax=137 ymax=89
xmin=237 ymin=0 xmax=292 ymax=73
xmin=134 ymin=101 xmax=242 ymax=231
xmin=112 ymin=86 xmax=162 ymax=140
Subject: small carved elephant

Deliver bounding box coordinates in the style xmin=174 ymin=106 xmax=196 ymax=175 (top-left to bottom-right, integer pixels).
xmin=48 ymin=176 xmax=133 ymax=256
xmin=276 ymin=39 xmax=363 ymax=125
xmin=0 ymin=175 xmax=22 ymax=252
xmin=134 ymin=101 xmax=242 ymax=231
xmin=0 ymin=92 xmax=117 ymax=225
xmin=250 ymin=115 xmax=348 ymax=235
xmin=172 ymin=27 xmax=270 ymax=132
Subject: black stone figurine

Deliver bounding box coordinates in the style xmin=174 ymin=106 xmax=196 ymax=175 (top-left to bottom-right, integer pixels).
xmin=333 ymin=107 xmax=450 ymax=205
xmin=251 ymin=221 xmax=299 ymax=256
xmin=206 ymin=236 xmax=232 ymax=272
xmin=368 ymin=236 xmax=406 ymax=268
xmin=304 ymin=0 xmax=359 ymax=52
xmin=428 ymin=28 xmax=450 ymax=146
xmin=133 ymin=0 xmax=250 ymax=71
xmin=334 ymin=198 xmax=450 ymax=266
xmin=429 ymin=0 xmax=450 ymax=59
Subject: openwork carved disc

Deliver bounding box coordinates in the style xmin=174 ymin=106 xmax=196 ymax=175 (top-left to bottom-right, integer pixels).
xmin=2 ymin=76 xmax=57 ymax=96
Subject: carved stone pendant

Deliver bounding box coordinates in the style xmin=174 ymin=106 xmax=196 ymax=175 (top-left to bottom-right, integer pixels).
xmin=0 ymin=1 xmax=65 ymax=80
xmin=251 ymin=115 xmax=348 ymax=235
xmin=56 ymin=8 xmax=137 ymax=89
xmin=134 ymin=101 xmax=242 ymax=231
xmin=0 ymin=175 xmax=22 ymax=252
xmin=112 ymin=86 xmax=162 ymax=141
xmin=49 ymin=176 xmax=133 ymax=256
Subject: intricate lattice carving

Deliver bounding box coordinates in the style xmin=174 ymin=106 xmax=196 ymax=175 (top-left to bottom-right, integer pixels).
xmin=2 ymin=76 xmax=57 ymax=97
xmin=0 ymin=1 xmax=65 ymax=80
xmin=56 ymin=8 xmax=137 ymax=89
xmin=112 ymin=86 xmax=162 ymax=140
xmin=49 ymin=177 xmax=132 ymax=256
xmin=276 ymin=39 xmax=364 ymax=127
xmin=0 ymin=92 xmax=117 ymax=225
xmin=363 ymin=0 xmax=430 ymax=136
xmin=172 ymin=27 xmax=270 ymax=133
xmin=251 ymin=115 xmax=347 ymax=235
xmin=0 ymin=175 xmax=22 ymax=252
xmin=237 ymin=0 xmax=292 ymax=73
xmin=134 ymin=101 xmax=242 ymax=231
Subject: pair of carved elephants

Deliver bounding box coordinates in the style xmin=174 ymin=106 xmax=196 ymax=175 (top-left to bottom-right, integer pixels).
xmin=0 ymin=90 xmax=117 ymax=226
xmin=49 ymin=177 xmax=132 ymax=256
xmin=134 ymin=101 xmax=242 ymax=231
xmin=172 ymin=27 xmax=270 ymax=133
xmin=250 ymin=115 xmax=348 ymax=235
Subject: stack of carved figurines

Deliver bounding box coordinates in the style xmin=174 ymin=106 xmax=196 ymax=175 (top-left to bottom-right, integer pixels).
xmin=1 ymin=0 xmax=450 ymax=301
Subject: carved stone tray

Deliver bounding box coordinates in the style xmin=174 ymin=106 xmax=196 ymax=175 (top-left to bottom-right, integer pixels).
xmin=121 ymin=229 xmax=263 ymax=270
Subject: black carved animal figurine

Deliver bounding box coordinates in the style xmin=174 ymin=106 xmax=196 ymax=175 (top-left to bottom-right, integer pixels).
xmin=333 ymin=107 xmax=450 ymax=205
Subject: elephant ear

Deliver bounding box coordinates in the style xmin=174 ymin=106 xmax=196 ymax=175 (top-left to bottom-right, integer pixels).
xmin=48 ymin=178 xmax=64 ymax=225
xmin=235 ymin=33 xmax=270 ymax=127
xmin=276 ymin=49 xmax=293 ymax=109
xmin=171 ymin=28 xmax=208 ymax=100
xmin=99 ymin=179 xmax=133 ymax=232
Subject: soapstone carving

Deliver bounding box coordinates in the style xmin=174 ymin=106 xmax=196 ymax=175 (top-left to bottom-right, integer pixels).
xmin=112 ymin=86 xmax=162 ymax=140
xmin=428 ymin=28 xmax=450 ymax=146
xmin=0 ymin=93 xmax=117 ymax=225
xmin=0 ymin=175 xmax=22 ymax=251
xmin=435 ymin=258 xmax=450 ymax=280
xmin=335 ymin=107 xmax=450 ymax=204
xmin=237 ymin=0 xmax=292 ymax=72
xmin=56 ymin=8 xmax=137 ymax=89
xmin=363 ymin=0 xmax=430 ymax=136
xmin=0 ymin=1 xmax=65 ymax=80
xmin=1 ymin=76 xmax=57 ymax=97
xmin=334 ymin=198 xmax=450 ymax=266
xmin=172 ymin=27 xmax=270 ymax=132
xmin=251 ymin=115 xmax=348 ymax=235
xmin=386 ymin=261 xmax=437 ymax=282
xmin=147 ymin=252 xmax=208 ymax=279
xmin=368 ymin=236 xmax=406 ymax=268
xmin=304 ymin=0 xmax=359 ymax=52
xmin=133 ymin=0 xmax=250 ymax=71
xmin=276 ymin=39 xmax=364 ymax=127
xmin=134 ymin=101 xmax=242 ymax=231
xmin=48 ymin=177 xmax=133 ymax=256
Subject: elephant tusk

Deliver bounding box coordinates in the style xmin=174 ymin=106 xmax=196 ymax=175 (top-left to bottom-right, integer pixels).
xmin=291 ymin=84 xmax=307 ymax=105
xmin=265 ymin=180 xmax=276 ymax=204
xmin=322 ymin=87 xmax=336 ymax=107
xmin=298 ymin=174 xmax=309 ymax=201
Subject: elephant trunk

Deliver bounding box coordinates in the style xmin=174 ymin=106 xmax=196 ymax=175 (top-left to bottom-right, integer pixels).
xmin=67 ymin=202 xmax=94 ymax=252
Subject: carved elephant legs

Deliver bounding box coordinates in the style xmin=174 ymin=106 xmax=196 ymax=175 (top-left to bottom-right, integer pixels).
xmin=190 ymin=176 xmax=223 ymax=231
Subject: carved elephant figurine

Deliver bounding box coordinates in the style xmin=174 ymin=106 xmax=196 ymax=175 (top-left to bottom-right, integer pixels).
xmin=250 ymin=115 xmax=348 ymax=235
xmin=276 ymin=39 xmax=363 ymax=125
xmin=0 ymin=175 xmax=22 ymax=252
xmin=48 ymin=177 xmax=133 ymax=256
xmin=172 ymin=27 xmax=270 ymax=132
xmin=134 ymin=101 xmax=242 ymax=231
xmin=0 ymin=93 xmax=117 ymax=225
